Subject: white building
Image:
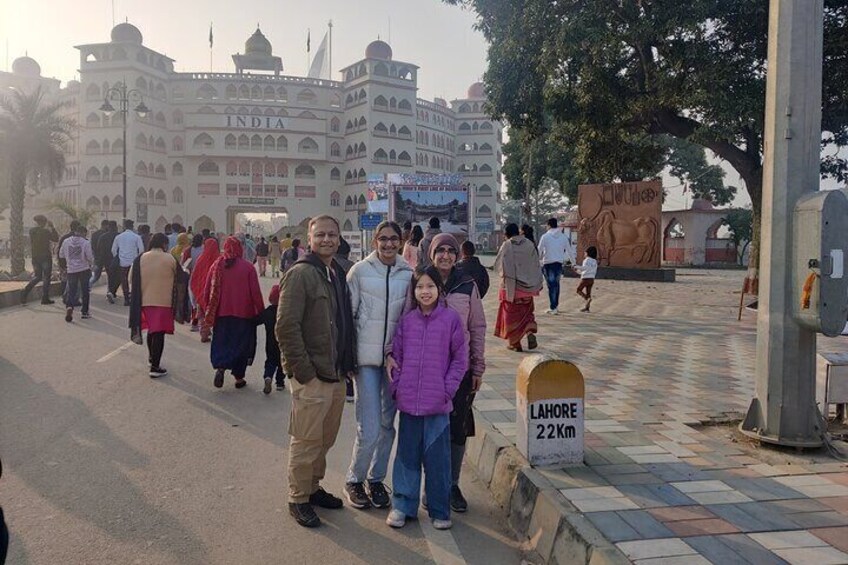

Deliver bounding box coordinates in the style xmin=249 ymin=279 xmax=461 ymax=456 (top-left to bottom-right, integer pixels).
xmin=1 ymin=23 xmax=503 ymax=247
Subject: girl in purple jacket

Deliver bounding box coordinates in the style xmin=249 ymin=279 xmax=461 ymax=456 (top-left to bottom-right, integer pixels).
xmin=386 ymin=266 xmax=468 ymax=530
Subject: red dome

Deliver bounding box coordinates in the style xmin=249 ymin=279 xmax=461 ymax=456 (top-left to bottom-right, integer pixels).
xmin=365 ymin=40 xmax=392 ymax=60
xmin=467 ymin=82 xmax=485 ymax=98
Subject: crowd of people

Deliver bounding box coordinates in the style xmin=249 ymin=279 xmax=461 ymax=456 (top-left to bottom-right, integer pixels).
xmin=19 ymin=210 xmax=596 ymax=534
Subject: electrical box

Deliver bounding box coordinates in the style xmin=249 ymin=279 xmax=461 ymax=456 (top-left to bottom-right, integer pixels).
xmin=793 ymin=189 xmax=848 ymax=337
xmin=817 ymin=353 xmax=848 ymax=409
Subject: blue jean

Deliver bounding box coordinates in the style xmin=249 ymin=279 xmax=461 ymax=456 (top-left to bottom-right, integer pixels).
xmin=89 ymin=263 xmax=104 ymax=287
xmin=65 ymin=270 xmax=91 ymax=314
xmin=542 ymin=262 xmax=563 ymax=310
xmin=391 ymin=412 xmax=451 ymax=521
xmin=23 ymin=257 xmax=52 ymax=301
xmin=346 ymin=366 xmax=397 ymax=484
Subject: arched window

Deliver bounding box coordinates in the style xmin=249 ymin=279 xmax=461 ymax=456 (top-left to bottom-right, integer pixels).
xmin=458 ymin=103 xmax=471 ymax=113
xmin=112 ymin=166 xmax=123 ymax=181
xmin=480 ymin=164 xmax=492 ymax=172
xmin=330 ymin=142 xmax=340 ymax=157
xmin=398 ymin=151 xmax=411 ymax=163
xmin=225 ymin=134 xmax=237 ymax=149
xmin=251 ymin=134 xmax=262 ymax=150
xmin=85 ymin=167 xmax=101 ymax=181
xmin=375 ymin=122 xmax=388 ymax=133
xmin=264 ymin=135 xmax=275 ymax=150
xmin=346 ymin=195 xmax=354 ymax=207
xmin=358 ymin=142 xmax=366 ymax=155
xmin=135 ymin=133 xmax=147 ymax=149
xmin=389 ymin=149 xmax=397 ymax=161
xmin=298 ymin=110 xmax=317 ymax=119
xmin=135 ymin=76 xmax=148 ymax=93
xmin=86 ymin=140 xmax=101 ymax=154
xmin=102 ymin=196 xmax=110 ymax=210
xmin=226 ymin=161 xmax=238 ymax=176
xmin=86 ymin=196 xmax=101 ymax=210
xmin=346 ymin=145 xmax=354 ymax=157
xmin=358 ymin=194 xmax=366 ymax=208
xmin=276 ymin=163 xmax=288 ymax=177
xmin=398 ymin=126 xmax=411 ymax=137
xmin=264 ymin=107 xmax=276 ymax=116
xmin=297 ymin=89 xmax=316 ymax=104
xmin=276 ymin=87 xmax=288 ymax=102
xmin=459 ymin=122 xmax=471 ymax=132
xmin=480 ymin=122 xmax=493 ymax=130
xmin=135 ymin=161 xmax=148 ymax=176
xmin=264 ymin=85 xmax=275 ymax=100
xmin=330 ymin=117 xmax=340 ymax=132
xmin=238 ymin=85 xmax=250 ymax=99
xmin=345 ymin=171 xmax=353 ymax=182
xmin=358 ymin=168 xmax=366 ymax=180
xmin=398 ymin=99 xmax=411 ymax=111
xmin=225 ymin=84 xmax=237 ymax=99
xmin=197 ymin=84 xmax=218 ymax=100
xmin=85 ymin=112 xmax=101 ymax=128
xmin=344 ymin=219 xmax=354 ymax=231
xmin=477 ymin=205 xmax=492 ymax=218
xmin=155 ymin=137 xmax=166 ymax=152
xmin=198 ymin=160 xmax=219 ymax=175
xmin=330 ymin=167 xmax=340 ymax=180
xmin=389 ymin=124 xmax=397 ymax=135
xmin=330 ymin=191 xmax=340 ymax=206
xmin=480 ymin=142 xmax=492 ymax=151
xmin=277 ymin=135 xmax=288 ymax=151
xmin=251 ymin=85 xmax=262 ymax=100
xmin=239 ymin=161 xmax=250 ymax=175
xmin=374 ymin=95 xmax=388 ymax=108
xmin=85 ymin=83 xmax=101 ymax=101
xmin=112 ymin=195 xmax=124 ymax=210
xmin=477 ymin=184 xmax=493 ymax=196
xmin=374 ymin=63 xmax=388 ymax=76
xmin=136 ymin=187 xmax=147 ymax=203
xmin=172 ymin=162 xmax=183 ymax=176
xmin=113 ymin=138 xmax=124 ymax=153
xmin=389 ymin=97 xmax=397 ymax=109
xmin=298 ymin=137 xmax=319 ymax=153
xmin=155 ymin=189 xmax=167 ymax=205
xmin=295 ymin=164 xmax=315 ymax=179
xmin=192 ymin=133 xmax=214 ymax=149
xmin=264 ymin=162 xmax=275 ymax=177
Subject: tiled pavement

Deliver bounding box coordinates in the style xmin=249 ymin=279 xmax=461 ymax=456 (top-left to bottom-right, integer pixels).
xmin=473 ymin=268 xmax=848 ymax=564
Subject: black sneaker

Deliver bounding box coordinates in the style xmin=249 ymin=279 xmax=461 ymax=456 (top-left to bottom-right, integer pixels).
xmin=65 ymin=307 xmax=73 ymax=322
xmin=344 ymin=482 xmax=371 ymax=509
xmin=527 ymin=333 xmax=538 ymax=350
xmin=450 ymin=485 xmax=468 ymax=513
xmin=263 ymin=378 xmax=272 ymax=395
xmin=106 ymin=291 xmax=115 ymax=304
xmin=367 ymin=481 xmax=391 ymax=509
xmin=81 ymin=312 xmax=91 ymax=319
xmin=42 ymin=299 xmax=55 ymax=305
xmin=309 ymin=487 xmax=343 ymax=509
xmin=214 ymin=368 xmax=225 ymax=388
xmin=149 ymin=367 xmax=168 ymax=378
xmin=289 ymin=502 xmax=321 ymax=528
xmin=276 ymin=381 xmax=285 ymax=391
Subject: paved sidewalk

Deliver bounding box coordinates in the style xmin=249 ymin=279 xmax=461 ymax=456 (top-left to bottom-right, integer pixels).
xmin=475 ymin=269 xmax=848 ymax=564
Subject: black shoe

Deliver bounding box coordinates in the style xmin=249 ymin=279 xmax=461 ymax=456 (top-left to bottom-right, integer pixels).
xmin=41 ymin=299 xmax=55 ymax=305
xmin=289 ymin=502 xmax=321 ymax=528
xmin=81 ymin=312 xmax=91 ymax=319
xmin=214 ymin=368 xmax=225 ymax=388
xmin=344 ymin=482 xmax=372 ymax=509
xmin=276 ymin=381 xmax=285 ymax=391
xmin=106 ymin=291 xmax=115 ymax=304
xmin=527 ymin=333 xmax=538 ymax=350
xmin=263 ymin=378 xmax=272 ymax=395
xmin=367 ymin=481 xmax=391 ymax=509
xmin=65 ymin=307 xmax=73 ymax=322
xmin=450 ymin=485 xmax=468 ymax=513
xmin=149 ymin=367 xmax=168 ymax=378
xmin=309 ymin=487 xmax=343 ymax=509
xmin=234 ymin=378 xmax=247 ymax=389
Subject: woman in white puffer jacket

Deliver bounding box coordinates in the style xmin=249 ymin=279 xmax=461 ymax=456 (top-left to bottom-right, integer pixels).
xmin=344 ymin=221 xmax=414 ymax=510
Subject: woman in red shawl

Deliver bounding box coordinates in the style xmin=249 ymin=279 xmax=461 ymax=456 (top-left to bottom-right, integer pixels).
xmin=190 ymin=237 xmax=220 ymax=340
xmin=202 ymin=236 xmax=265 ymax=389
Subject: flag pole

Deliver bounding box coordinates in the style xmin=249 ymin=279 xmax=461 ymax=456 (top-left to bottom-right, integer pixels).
xmin=306 ymin=28 xmax=310 ymax=75
xmin=209 ymin=22 xmax=213 ymax=73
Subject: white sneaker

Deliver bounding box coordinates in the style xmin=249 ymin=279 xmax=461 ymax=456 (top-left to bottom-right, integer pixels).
xmin=432 ymin=518 xmax=452 ymax=530
xmin=386 ymin=509 xmax=406 ymax=528
xmin=551 ymin=308 xmax=559 ymax=315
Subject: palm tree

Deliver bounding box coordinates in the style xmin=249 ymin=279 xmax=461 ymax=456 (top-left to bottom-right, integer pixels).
xmin=0 ymin=87 xmax=74 ymax=275
xmin=50 ymin=201 xmax=97 ymax=233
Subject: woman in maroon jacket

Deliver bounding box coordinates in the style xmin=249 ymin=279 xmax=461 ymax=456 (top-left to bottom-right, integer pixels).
xmin=203 ymin=236 xmax=264 ymax=389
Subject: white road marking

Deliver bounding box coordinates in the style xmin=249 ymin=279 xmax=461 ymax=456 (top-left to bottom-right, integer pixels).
xmin=420 ymin=518 xmax=467 ymax=565
xmin=97 ymin=341 xmax=134 ymax=363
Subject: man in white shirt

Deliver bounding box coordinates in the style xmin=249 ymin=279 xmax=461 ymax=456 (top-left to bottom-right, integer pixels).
xmin=537 ymin=218 xmax=574 ymax=314
xmin=109 ymin=219 xmax=145 ymax=305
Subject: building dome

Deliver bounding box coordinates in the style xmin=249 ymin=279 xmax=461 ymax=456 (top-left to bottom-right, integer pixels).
xmin=12 ymin=56 xmax=41 ymax=77
xmin=111 ymin=22 xmax=143 ymax=44
xmin=365 ymin=40 xmax=392 ymax=60
xmin=245 ymin=28 xmax=272 ymax=56
xmin=467 ymin=82 xmax=486 ymax=98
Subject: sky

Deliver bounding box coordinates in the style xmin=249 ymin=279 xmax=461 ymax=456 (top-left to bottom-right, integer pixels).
xmin=1 ymin=0 xmax=488 ymax=103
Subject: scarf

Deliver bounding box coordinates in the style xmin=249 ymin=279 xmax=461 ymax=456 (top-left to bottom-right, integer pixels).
xmin=191 ymin=238 xmax=220 ymax=306
xmin=171 ymin=233 xmax=190 ymax=260
xmin=494 ymin=235 xmax=543 ymax=302
xmin=202 ymin=236 xmax=243 ymax=328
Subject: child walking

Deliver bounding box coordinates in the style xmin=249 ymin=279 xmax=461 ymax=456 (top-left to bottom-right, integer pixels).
xmin=259 ymin=284 xmax=286 ymax=394
xmin=573 ymin=246 xmax=598 ymax=312
xmin=386 ymin=266 xmax=468 ymax=530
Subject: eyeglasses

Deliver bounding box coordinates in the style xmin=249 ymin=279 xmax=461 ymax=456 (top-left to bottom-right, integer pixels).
xmin=434 ymin=247 xmax=457 ymax=256
xmin=376 ymin=236 xmax=401 ymax=243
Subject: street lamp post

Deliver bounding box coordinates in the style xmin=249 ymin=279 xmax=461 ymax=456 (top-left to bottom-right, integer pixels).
xmin=99 ymin=82 xmax=149 ymax=220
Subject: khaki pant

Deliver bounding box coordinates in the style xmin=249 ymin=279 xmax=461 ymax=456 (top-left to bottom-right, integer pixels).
xmin=287 ymin=377 xmax=346 ymax=503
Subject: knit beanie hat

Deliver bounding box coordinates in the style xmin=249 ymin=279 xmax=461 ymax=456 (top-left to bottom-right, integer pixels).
xmin=429 ymin=233 xmax=460 ymax=260
xmin=268 ymin=284 xmax=280 ymax=305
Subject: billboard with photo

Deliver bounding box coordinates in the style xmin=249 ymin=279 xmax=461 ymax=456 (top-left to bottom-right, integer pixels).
xmin=366 ymin=174 xmax=389 ymax=214
xmin=387 ymin=173 xmax=469 ymax=234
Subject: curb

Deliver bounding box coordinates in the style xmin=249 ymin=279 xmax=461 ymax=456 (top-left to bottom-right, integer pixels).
xmin=0 ymin=281 xmax=64 ymax=310
xmin=466 ymin=417 xmax=631 ymax=565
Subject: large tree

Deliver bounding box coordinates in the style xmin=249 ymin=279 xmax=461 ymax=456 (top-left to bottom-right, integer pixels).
xmin=0 ymin=87 xmax=73 ymax=275
xmin=447 ymin=0 xmax=848 ymax=271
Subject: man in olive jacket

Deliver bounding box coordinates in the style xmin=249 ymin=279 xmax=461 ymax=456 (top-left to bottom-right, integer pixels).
xmin=276 ymin=215 xmax=357 ymax=528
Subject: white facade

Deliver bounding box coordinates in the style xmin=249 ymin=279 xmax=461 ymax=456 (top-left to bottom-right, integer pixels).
xmin=1 ymin=23 xmax=502 ymax=245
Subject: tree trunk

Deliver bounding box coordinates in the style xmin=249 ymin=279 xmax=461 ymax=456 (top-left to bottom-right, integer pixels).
xmin=9 ymin=167 xmax=26 ymax=276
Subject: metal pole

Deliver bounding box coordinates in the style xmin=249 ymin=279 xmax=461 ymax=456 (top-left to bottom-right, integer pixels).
xmin=739 ymin=0 xmax=824 ymax=447
xmin=328 ymin=20 xmax=333 ymax=81
xmin=121 ymin=83 xmax=128 ymax=220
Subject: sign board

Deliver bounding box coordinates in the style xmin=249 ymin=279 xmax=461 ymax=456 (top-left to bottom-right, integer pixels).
xmin=516 ymin=354 xmax=585 ymax=466
xmin=342 ymin=231 xmax=364 ymax=262
xmin=237 ymin=197 xmax=275 ymax=206
xmin=385 ymin=173 xmax=470 ymax=235
xmin=359 ymin=213 xmax=383 ymax=230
